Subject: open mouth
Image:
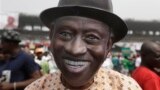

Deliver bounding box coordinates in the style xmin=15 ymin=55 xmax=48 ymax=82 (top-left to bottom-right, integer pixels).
xmin=64 ymin=59 xmax=90 ymax=73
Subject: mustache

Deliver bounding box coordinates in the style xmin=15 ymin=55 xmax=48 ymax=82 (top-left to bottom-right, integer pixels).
xmin=62 ymin=53 xmax=86 ymax=61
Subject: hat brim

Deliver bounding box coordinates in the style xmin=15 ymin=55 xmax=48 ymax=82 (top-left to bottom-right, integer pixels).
xmin=1 ymin=38 xmax=21 ymax=43
xmin=40 ymin=6 xmax=128 ymax=42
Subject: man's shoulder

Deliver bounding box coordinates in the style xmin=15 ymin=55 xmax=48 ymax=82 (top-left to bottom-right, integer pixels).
xmin=101 ymin=68 xmax=133 ymax=80
xmin=99 ymin=68 xmax=142 ymax=90
xmin=133 ymin=66 xmax=157 ymax=75
xmin=132 ymin=66 xmax=159 ymax=80
xmin=14 ymin=50 xmax=35 ymax=63
xmin=25 ymin=71 xmax=61 ymax=90
xmin=18 ymin=50 xmax=33 ymax=58
xmin=99 ymin=67 xmax=127 ymax=78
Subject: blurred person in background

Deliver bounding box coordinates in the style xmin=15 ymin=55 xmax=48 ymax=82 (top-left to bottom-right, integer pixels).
xmin=43 ymin=50 xmax=58 ymax=73
xmin=128 ymin=54 xmax=136 ymax=75
xmin=132 ymin=41 xmax=160 ymax=90
xmin=121 ymin=56 xmax=130 ymax=75
xmin=0 ymin=40 xmax=11 ymax=83
xmin=20 ymin=44 xmax=34 ymax=59
xmin=0 ymin=43 xmax=4 ymax=61
xmin=135 ymin=53 xmax=141 ymax=68
xmin=43 ymin=50 xmax=52 ymax=61
xmin=4 ymin=16 xmax=17 ymax=30
xmin=102 ymin=52 xmax=113 ymax=69
xmin=25 ymin=0 xmax=142 ymax=89
xmin=34 ymin=47 xmax=45 ymax=65
xmin=0 ymin=30 xmax=42 ymax=90
xmin=34 ymin=47 xmax=58 ymax=74
xmin=112 ymin=53 xmax=121 ymax=72
xmin=0 ymin=41 xmax=11 ymax=63
xmin=34 ymin=47 xmax=50 ymax=74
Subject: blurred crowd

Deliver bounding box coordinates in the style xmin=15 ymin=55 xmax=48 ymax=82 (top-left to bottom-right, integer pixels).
xmin=1 ymin=30 xmax=160 ymax=90
xmin=102 ymin=51 xmax=141 ymax=76
xmin=0 ymin=30 xmax=141 ymax=81
xmin=22 ymin=46 xmax=58 ymax=74
xmin=2 ymin=41 xmax=142 ymax=76
xmin=21 ymin=43 xmax=142 ymax=76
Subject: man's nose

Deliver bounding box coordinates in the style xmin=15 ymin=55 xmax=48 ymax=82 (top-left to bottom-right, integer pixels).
xmin=64 ymin=38 xmax=87 ymax=56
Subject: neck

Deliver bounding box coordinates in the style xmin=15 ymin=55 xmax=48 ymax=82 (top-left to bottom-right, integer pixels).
xmin=142 ymin=64 xmax=158 ymax=74
xmin=61 ymin=75 xmax=94 ymax=89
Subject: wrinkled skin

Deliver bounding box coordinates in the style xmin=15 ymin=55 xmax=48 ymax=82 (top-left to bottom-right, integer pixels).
xmin=50 ymin=16 xmax=112 ymax=88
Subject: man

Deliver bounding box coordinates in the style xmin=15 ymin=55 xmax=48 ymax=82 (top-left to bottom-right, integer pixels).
xmin=34 ymin=47 xmax=45 ymax=65
xmin=132 ymin=41 xmax=160 ymax=90
xmin=0 ymin=30 xmax=42 ymax=90
xmin=121 ymin=56 xmax=130 ymax=75
xmin=25 ymin=0 xmax=142 ymax=89
xmin=34 ymin=47 xmax=50 ymax=74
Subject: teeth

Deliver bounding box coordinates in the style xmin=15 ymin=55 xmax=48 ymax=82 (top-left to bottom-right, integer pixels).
xmin=64 ymin=59 xmax=89 ymax=66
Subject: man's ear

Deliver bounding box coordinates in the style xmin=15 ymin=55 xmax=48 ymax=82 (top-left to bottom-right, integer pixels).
xmin=107 ymin=38 xmax=113 ymax=51
xmin=49 ymin=25 xmax=54 ymax=40
xmin=105 ymin=38 xmax=113 ymax=58
xmin=49 ymin=30 xmax=52 ymax=40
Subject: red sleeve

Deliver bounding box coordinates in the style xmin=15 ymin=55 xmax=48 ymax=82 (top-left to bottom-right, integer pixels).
xmin=143 ymin=79 xmax=160 ymax=90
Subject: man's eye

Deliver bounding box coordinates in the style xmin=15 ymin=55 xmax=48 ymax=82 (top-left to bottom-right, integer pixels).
xmin=155 ymin=55 xmax=160 ymax=59
xmin=59 ymin=32 xmax=72 ymax=40
xmin=85 ymin=35 xmax=100 ymax=43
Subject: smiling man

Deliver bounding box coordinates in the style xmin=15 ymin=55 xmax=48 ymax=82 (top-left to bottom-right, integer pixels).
xmin=25 ymin=0 xmax=142 ymax=90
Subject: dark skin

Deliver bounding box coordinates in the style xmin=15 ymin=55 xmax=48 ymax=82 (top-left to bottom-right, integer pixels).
xmin=35 ymin=52 xmax=43 ymax=60
xmin=0 ymin=44 xmax=4 ymax=61
xmin=141 ymin=41 xmax=160 ymax=75
xmin=50 ymin=16 xmax=112 ymax=89
xmin=0 ymin=41 xmax=42 ymax=90
xmin=0 ymin=49 xmax=4 ymax=61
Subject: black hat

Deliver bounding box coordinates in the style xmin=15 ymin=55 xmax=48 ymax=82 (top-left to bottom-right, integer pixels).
xmin=40 ymin=0 xmax=128 ymax=43
xmin=1 ymin=30 xmax=21 ymax=43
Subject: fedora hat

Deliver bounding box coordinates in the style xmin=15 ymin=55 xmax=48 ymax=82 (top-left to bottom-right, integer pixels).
xmin=40 ymin=0 xmax=128 ymax=43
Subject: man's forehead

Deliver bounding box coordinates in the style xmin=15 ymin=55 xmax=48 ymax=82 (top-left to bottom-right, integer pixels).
xmin=55 ymin=16 xmax=108 ymax=25
xmin=53 ymin=16 xmax=110 ymax=30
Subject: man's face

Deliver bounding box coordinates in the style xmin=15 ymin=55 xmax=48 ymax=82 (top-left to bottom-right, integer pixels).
xmin=0 ymin=44 xmax=5 ymax=61
xmin=0 ymin=45 xmax=10 ymax=61
xmin=1 ymin=40 xmax=12 ymax=54
xmin=145 ymin=43 xmax=160 ymax=68
xmin=35 ymin=52 xmax=43 ymax=59
xmin=50 ymin=16 xmax=112 ymax=86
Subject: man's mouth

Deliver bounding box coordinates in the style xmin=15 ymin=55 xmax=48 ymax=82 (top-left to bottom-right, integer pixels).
xmin=65 ymin=59 xmax=89 ymax=66
xmin=64 ymin=59 xmax=90 ymax=73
